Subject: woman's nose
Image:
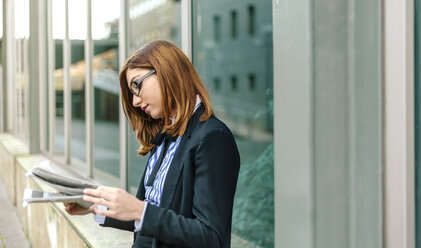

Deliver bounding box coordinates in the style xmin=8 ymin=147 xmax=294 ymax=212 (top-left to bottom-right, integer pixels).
xmin=132 ymin=95 xmax=142 ymax=107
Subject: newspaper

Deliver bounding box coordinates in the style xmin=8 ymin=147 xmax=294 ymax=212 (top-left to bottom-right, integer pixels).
xmin=23 ymin=160 xmax=99 ymax=209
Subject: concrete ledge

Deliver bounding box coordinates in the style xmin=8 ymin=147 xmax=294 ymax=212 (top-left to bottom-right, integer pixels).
xmin=0 ymin=133 xmax=132 ymax=248
xmin=0 ymin=133 xmax=28 ymax=205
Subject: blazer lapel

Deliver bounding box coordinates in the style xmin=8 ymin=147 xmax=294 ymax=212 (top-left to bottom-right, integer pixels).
xmin=159 ymin=104 xmax=204 ymax=208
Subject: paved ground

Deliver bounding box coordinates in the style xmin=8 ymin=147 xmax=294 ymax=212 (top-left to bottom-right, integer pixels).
xmin=0 ymin=178 xmax=31 ymax=248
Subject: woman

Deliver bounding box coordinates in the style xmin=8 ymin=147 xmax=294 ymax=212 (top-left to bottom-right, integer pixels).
xmin=64 ymin=40 xmax=240 ymax=248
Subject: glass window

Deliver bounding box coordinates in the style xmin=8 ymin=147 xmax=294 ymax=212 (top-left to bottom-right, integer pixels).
xmin=193 ymin=0 xmax=274 ymax=247
xmin=127 ymin=0 xmax=182 ymax=193
xmin=92 ymin=0 xmax=120 ymax=186
xmin=52 ymin=0 xmax=65 ymax=157
xmin=69 ymin=0 xmax=87 ymax=168
xmin=14 ymin=0 xmax=30 ymax=140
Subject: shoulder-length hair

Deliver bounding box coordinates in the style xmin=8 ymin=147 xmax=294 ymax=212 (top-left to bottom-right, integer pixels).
xmin=120 ymin=40 xmax=213 ymax=155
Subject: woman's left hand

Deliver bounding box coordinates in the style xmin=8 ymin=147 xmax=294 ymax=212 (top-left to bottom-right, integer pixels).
xmin=83 ymin=186 xmax=145 ymax=221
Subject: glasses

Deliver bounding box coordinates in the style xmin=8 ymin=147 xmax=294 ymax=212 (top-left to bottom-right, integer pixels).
xmin=129 ymin=69 xmax=156 ymax=97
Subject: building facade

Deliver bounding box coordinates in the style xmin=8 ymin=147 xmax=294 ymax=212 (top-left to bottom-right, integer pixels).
xmin=0 ymin=0 xmax=419 ymax=247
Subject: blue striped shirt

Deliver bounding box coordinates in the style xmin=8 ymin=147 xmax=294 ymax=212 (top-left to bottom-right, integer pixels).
xmin=143 ymin=95 xmax=202 ymax=206
xmin=144 ymin=135 xmax=182 ymax=206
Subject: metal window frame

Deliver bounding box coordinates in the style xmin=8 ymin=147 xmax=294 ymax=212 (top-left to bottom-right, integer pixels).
xmin=6 ymin=0 xmax=15 ymax=134
xmin=119 ymin=0 xmax=128 ymax=190
xmin=181 ymin=0 xmax=192 ymax=60
xmin=1 ymin=0 xmax=6 ymax=133
xmin=86 ymin=0 xmax=94 ymax=178
xmin=63 ymin=0 xmax=71 ymax=164
xmin=23 ymin=0 xmax=30 ymax=142
xmin=28 ymin=0 xmax=42 ymax=154
xmin=39 ymin=0 xmax=47 ymax=152
xmin=47 ymin=0 xmax=55 ymax=155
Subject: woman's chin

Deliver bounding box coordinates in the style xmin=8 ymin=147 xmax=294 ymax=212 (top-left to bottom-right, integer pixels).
xmin=149 ymin=112 xmax=163 ymax=120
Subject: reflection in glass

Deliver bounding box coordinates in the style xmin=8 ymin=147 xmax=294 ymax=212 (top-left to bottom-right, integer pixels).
xmin=69 ymin=0 xmax=87 ymax=166
xmin=248 ymin=5 xmax=255 ymax=36
xmin=230 ymin=10 xmax=237 ymax=39
xmin=213 ymin=15 xmax=220 ymax=42
xmin=14 ymin=0 xmax=29 ymax=140
xmin=193 ymin=1 xmax=274 ymax=247
xmin=92 ymin=0 xmax=120 ymax=186
xmin=127 ymin=0 xmax=181 ymax=194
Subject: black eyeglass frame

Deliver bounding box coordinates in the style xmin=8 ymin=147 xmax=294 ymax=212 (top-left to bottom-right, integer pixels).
xmin=129 ymin=69 xmax=156 ymax=97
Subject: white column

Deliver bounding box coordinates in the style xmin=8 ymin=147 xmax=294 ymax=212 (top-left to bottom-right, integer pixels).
xmin=273 ymin=0 xmax=314 ymax=247
xmin=383 ymin=0 xmax=415 ymax=247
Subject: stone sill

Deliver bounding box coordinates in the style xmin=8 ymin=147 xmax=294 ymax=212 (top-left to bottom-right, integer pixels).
xmin=0 ymin=133 xmax=132 ymax=248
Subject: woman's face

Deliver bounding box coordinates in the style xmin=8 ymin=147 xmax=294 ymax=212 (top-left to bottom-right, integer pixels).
xmin=126 ymin=68 xmax=163 ymax=119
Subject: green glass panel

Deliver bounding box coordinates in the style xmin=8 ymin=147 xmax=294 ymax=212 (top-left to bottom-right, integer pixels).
xmin=192 ymin=0 xmax=274 ymax=247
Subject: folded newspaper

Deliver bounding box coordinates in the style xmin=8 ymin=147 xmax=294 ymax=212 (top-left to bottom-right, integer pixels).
xmin=23 ymin=160 xmax=99 ymax=209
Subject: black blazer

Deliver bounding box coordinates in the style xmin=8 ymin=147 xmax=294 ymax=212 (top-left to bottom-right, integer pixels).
xmin=102 ymin=104 xmax=241 ymax=248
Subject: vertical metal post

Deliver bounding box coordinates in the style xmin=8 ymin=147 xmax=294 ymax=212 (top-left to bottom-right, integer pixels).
xmin=86 ymin=0 xmax=94 ymax=177
xmin=64 ymin=0 xmax=71 ymax=163
xmin=6 ymin=0 xmax=15 ymax=134
xmin=119 ymin=0 xmax=128 ymax=190
xmin=28 ymin=0 xmax=40 ymax=154
xmin=181 ymin=0 xmax=192 ymax=60
xmin=24 ymin=0 xmax=30 ymax=142
xmin=1 ymin=0 xmax=6 ymax=133
xmin=47 ymin=0 xmax=55 ymax=155
xmin=38 ymin=0 xmax=47 ymax=152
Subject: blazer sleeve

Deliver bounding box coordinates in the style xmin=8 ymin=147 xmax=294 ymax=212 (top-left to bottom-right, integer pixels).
xmin=101 ymin=217 xmax=135 ymax=232
xmin=139 ymin=127 xmax=240 ymax=248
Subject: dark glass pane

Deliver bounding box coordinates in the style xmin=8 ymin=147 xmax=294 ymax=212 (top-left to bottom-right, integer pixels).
xmin=193 ymin=0 xmax=274 ymax=247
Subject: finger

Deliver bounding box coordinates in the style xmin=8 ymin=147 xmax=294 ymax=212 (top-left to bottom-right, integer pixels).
xmin=83 ymin=195 xmax=110 ymax=207
xmin=93 ymin=208 xmax=116 ymax=218
xmin=65 ymin=205 xmax=74 ymax=212
xmin=84 ymin=187 xmax=114 ymax=201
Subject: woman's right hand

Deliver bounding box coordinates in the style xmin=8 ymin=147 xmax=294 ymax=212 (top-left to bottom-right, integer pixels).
xmin=64 ymin=202 xmax=96 ymax=215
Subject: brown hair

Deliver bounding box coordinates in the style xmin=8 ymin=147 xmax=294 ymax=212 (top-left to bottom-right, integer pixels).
xmin=120 ymin=40 xmax=213 ymax=155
